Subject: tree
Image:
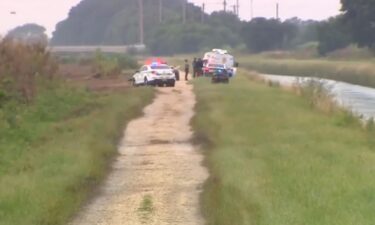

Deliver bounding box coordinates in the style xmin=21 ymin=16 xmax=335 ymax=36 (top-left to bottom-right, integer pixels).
xmin=241 ymin=18 xmax=298 ymax=53
xmin=147 ymin=22 xmax=241 ymax=55
xmin=208 ymin=11 xmax=242 ymax=34
xmin=341 ymin=0 xmax=375 ymax=51
xmin=317 ymin=16 xmax=351 ymax=56
xmin=285 ymin=18 xmax=319 ymax=47
xmin=6 ymin=24 xmax=48 ymax=45
xmin=51 ymin=0 xmax=203 ymax=46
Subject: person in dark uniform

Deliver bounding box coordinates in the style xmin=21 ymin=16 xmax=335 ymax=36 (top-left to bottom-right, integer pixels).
xmin=184 ymin=59 xmax=190 ymax=81
xmin=192 ymin=58 xmax=197 ymax=78
xmin=197 ymin=58 xmax=204 ymax=77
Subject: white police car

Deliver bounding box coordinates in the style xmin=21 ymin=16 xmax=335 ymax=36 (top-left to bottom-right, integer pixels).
xmin=132 ymin=63 xmax=176 ymax=87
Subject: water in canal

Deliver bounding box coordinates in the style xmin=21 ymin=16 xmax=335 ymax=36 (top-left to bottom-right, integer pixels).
xmin=261 ymin=74 xmax=375 ymax=121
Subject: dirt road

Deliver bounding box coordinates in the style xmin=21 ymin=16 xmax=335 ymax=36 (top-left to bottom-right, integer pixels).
xmin=70 ymin=80 xmax=208 ymax=225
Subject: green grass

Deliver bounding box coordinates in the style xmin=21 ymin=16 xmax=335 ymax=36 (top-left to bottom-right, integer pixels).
xmin=0 ymin=84 xmax=154 ymax=225
xmin=138 ymin=195 xmax=154 ymax=223
xmin=239 ymin=55 xmax=375 ymax=88
xmin=193 ymin=73 xmax=375 ymax=225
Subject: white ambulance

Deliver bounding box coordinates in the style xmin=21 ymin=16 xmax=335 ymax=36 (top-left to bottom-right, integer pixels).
xmin=203 ymin=49 xmax=237 ymax=77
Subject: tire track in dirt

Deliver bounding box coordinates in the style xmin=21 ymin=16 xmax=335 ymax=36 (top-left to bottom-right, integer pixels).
xmin=70 ymin=80 xmax=208 ymax=225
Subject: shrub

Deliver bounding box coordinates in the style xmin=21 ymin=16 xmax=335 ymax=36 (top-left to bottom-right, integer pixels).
xmin=92 ymin=51 xmax=138 ymax=77
xmin=327 ymin=45 xmax=373 ymax=60
xmin=0 ymin=39 xmax=57 ymax=103
xmin=293 ymin=78 xmax=336 ymax=113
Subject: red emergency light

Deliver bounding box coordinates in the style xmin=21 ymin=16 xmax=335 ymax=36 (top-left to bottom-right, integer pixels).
xmin=144 ymin=58 xmax=167 ymax=65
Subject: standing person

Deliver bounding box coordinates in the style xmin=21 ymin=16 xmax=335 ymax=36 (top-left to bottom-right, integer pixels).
xmin=197 ymin=58 xmax=204 ymax=77
xmin=184 ymin=59 xmax=190 ymax=81
xmin=192 ymin=58 xmax=197 ymax=78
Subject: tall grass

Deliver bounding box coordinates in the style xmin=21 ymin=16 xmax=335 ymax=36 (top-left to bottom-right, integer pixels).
xmin=0 ymin=85 xmax=154 ymax=225
xmin=0 ymin=39 xmax=57 ymax=103
xmin=0 ymin=39 xmax=155 ymax=224
xmin=193 ymin=73 xmax=375 ymax=225
xmin=92 ymin=51 xmax=139 ymax=77
xmin=56 ymin=51 xmax=139 ymax=77
xmin=239 ymin=55 xmax=375 ymax=88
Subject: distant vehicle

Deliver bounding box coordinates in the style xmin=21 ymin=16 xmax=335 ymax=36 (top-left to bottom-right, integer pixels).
xmin=211 ymin=67 xmax=230 ymax=84
xmin=132 ymin=64 xmax=175 ymax=87
xmin=203 ymin=49 xmax=237 ymax=77
xmin=203 ymin=63 xmax=226 ymax=76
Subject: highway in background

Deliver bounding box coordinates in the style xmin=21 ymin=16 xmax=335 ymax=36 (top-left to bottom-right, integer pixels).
xmin=49 ymin=45 xmax=145 ymax=53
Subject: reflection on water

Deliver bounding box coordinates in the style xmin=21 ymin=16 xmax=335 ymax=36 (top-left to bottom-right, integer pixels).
xmin=262 ymin=74 xmax=375 ymax=121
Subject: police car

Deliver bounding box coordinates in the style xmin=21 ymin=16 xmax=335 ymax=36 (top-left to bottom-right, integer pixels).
xmin=203 ymin=63 xmax=226 ymax=76
xmin=132 ymin=63 xmax=176 ymax=87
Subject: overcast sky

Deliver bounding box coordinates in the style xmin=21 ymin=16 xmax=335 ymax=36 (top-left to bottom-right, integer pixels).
xmin=0 ymin=0 xmax=342 ymax=37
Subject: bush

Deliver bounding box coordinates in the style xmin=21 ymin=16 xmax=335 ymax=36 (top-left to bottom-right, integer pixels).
xmin=327 ymin=45 xmax=373 ymax=60
xmin=115 ymin=54 xmax=139 ymax=70
xmin=0 ymin=39 xmax=57 ymax=103
xmin=317 ymin=16 xmax=351 ymax=56
xmin=92 ymin=51 xmax=139 ymax=77
xmin=294 ymin=78 xmax=335 ymax=113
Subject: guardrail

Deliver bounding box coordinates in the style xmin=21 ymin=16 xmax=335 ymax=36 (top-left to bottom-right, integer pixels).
xmin=48 ymin=45 xmax=146 ymax=53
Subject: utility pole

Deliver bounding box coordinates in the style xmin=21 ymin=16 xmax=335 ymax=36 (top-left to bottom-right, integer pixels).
xmin=201 ymin=3 xmax=205 ymax=23
xmin=276 ymin=2 xmax=279 ymax=20
xmin=250 ymin=0 xmax=254 ymax=20
xmin=233 ymin=5 xmax=236 ymax=14
xmin=159 ymin=0 xmax=163 ymax=23
xmin=223 ymin=0 xmax=227 ymax=12
xmin=237 ymin=0 xmax=240 ymax=16
xmin=138 ymin=0 xmax=144 ymax=45
xmin=182 ymin=0 xmax=186 ymax=24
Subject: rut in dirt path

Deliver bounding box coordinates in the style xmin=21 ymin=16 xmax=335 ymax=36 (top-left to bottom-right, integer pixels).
xmin=70 ymin=81 xmax=208 ymax=225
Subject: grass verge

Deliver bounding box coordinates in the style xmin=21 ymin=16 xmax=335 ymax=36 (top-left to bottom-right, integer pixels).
xmin=0 ymin=85 xmax=154 ymax=225
xmin=239 ymin=55 xmax=375 ymax=88
xmin=193 ymin=73 xmax=375 ymax=225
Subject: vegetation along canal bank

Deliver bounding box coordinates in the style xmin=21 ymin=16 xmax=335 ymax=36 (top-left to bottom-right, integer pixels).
xmin=0 ymin=85 xmax=154 ymax=225
xmin=239 ymin=55 xmax=375 ymax=88
xmin=0 ymin=41 xmax=154 ymax=225
xmin=193 ymin=72 xmax=375 ymax=225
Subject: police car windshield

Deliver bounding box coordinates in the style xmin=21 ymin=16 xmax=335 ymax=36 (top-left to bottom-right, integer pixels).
xmin=151 ymin=65 xmax=170 ymax=70
xmin=209 ymin=64 xmax=224 ymax=68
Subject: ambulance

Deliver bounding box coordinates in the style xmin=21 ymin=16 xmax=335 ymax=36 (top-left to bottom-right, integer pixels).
xmin=203 ymin=49 xmax=237 ymax=77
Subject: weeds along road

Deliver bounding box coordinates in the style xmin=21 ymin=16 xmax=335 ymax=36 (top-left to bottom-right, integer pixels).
xmin=70 ymin=80 xmax=208 ymax=225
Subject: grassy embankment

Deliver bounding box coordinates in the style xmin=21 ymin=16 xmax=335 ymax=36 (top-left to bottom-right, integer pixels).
xmin=0 ymin=85 xmax=154 ymax=225
xmin=193 ymin=73 xmax=375 ymax=225
xmin=239 ymin=55 xmax=375 ymax=88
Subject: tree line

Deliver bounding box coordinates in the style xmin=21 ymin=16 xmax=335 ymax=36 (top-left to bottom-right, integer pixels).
xmin=49 ymin=0 xmax=320 ymax=55
xmin=148 ymin=0 xmax=375 ymax=56
xmin=7 ymin=0 xmax=375 ymax=56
